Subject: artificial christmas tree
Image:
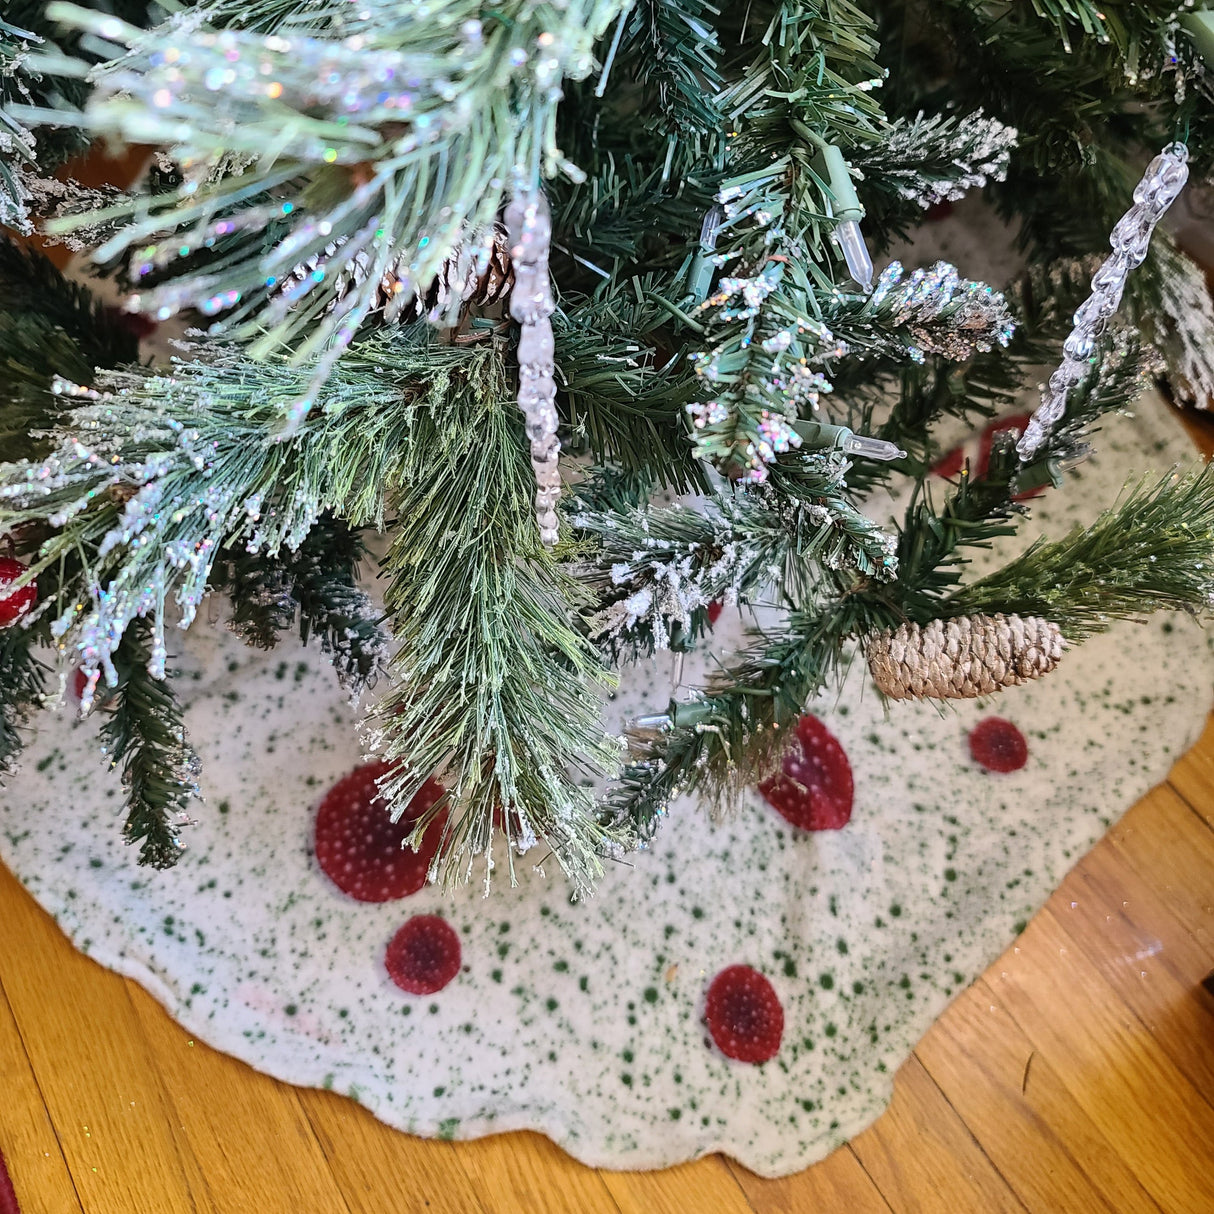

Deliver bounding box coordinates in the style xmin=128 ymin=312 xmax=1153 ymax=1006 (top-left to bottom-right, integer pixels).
xmin=0 ymin=0 xmax=1212 ymax=903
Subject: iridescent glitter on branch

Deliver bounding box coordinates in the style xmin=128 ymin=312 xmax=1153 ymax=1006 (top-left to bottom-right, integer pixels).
xmin=851 ymin=260 xmax=1016 ymax=363
xmin=687 ymin=246 xmax=1014 ymax=482
xmin=1018 ymin=143 xmax=1189 ymax=460
xmin=575 ymin=468 xmax=898 ymax=656
xmin=27 ymin=0 xmax=631 ymax=387
xmin=851 ymin=109 xmax=1017 ymax=209
xmin=0 ymin=333 xmax=432 ymax=706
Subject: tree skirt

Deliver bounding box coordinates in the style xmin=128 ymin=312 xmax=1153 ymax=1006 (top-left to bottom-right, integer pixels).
xmin=1 ymin=397 xmax=1211 ymax=1178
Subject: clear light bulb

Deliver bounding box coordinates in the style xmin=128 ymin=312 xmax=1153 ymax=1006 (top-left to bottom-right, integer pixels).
xmin=839 ymin=432 xmax=906 ymax=461
xmin=833 ymin=219 xmax=873 ymax=292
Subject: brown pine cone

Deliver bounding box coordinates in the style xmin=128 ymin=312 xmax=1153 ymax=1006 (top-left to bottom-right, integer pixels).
xmin=867 ymin=613 xmax=1065 ymax=700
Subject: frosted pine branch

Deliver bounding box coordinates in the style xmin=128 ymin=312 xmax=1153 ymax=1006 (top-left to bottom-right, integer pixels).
xmin=26 ymin=0 xmax=631 ymax=379
xmin=1152 ymin=240 xmax=1214 ymax=408
xmin=852 ymin=110 xmax=1017 ymax=209
xmin=575 ymin=464 xmax=898 ymax=656
xmin=0 ymin=331 xmax=428 ymax=702
xmin=830 ymin=260 xmax=1016 ymax=364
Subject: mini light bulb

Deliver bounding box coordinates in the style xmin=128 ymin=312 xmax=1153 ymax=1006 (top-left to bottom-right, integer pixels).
xmin=833 ymin=219 xmax=873 ymax=293
xmin=839 ymin=431 xmax=906 ymax=461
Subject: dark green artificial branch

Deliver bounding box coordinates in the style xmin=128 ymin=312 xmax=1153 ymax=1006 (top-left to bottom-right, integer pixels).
xmin=0 ymin=629 xmax=45 ymax=778
xmin=211 ymin=514 xmax=387 ymax=694
xmin=97 ymin=618 xmax=198 ymax=868
xmin=951 ymin=465 xmax=1214 ymax=638
xmin=574 ymin=458 xmax=897 ymax=659
xmin=0 ymin=236 xmax=139 ymax=460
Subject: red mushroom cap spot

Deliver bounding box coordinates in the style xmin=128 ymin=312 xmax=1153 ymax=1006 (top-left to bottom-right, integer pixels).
xmin=704 ymin=965 xmax=784 ymax=1063
xmin=969 ymin=717 xmax=1029 ymax=773
xmin=385 ymin=915 xmax=462 ymax=995
xmin=314 ymin=762 xmax=446 ymax=902
xmin=759 ymin=714 xmax=854 ymax=831
xmin=0 ymin=557 xmax=37 ymax=628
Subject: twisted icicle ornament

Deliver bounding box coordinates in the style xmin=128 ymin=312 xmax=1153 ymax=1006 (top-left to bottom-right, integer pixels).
xmin=1018 ymin=143 xmax=1189 ymax=460
xmin=505 ymin=191 xmax=562 ymax=547
xmin=867 ymin=614 xmax=1065 ymax=701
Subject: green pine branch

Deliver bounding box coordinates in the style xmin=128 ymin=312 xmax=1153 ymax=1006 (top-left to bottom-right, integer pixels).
xmin=949 ymin=465 xmax=1214 ymax=638
xmin=0 ymin=237 xmax=139 ymax=460
xmin=573 ymin=457 xmax=897 ymax=659
xmin=617 ymin=0 xmax=726 ymax=141
xmin=601 ymin=601 xmax=862 ymax=847
xmin=851 ymin=108 xmax=1016 ymax=243
xmin=210 ymin=514 xmax=387 ymax=694
xmin=0 ymin=629 xmax=46 ymax=779
xmin=97 ymin=618 xmax=197 ymax=869
xmin=27 ymin=0 xmax=631 ymax=377
xmin=553 ymin=291 xmax=703 ymax=491
xmin=0 ymin=327 xmax=436 ymax=687
xmin=369 ymin=340 xmax=623 ymax=895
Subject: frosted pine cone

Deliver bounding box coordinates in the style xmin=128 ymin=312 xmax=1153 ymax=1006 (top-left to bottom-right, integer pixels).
xmin=282 ymin=229 xmax=512 ymax=325
xmin=867 ymin=613 xmax=1065 ymax=700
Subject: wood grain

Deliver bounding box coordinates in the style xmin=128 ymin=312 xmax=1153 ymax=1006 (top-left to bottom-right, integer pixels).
xmin=847 ymin=1054 xmax=1027 ymax=1214
xmin=0 ymin=981 xmax=83 ymax=1214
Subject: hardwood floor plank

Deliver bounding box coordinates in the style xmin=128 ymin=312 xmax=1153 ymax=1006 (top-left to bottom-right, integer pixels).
xmin=296 ymin=1087 xmax=491 ymax=1214
xmin=602 ymin=1156 xmax=756 ymax=1214
xmin=1167 ymin=712 xmax=1214 ymax=827
xmin=0 ymin=864 xmax=211 ymax=1214
xmin=728 ymin=1147 xmax=893 ymax=1214
xmin=917 ymin=982 xmax=1162 ymax=1214
xmin=1108 ymin=785 xmax=1214 ymax=950
xmin=1050 ymin=840 xmax=1214 ymax=1102
xmin=848 ymin=1055 xmax=1027 ymax=1214
xmin=456 ymin=1130 xmax=622 ymax=1214
xmin=0 ymin=979 xmax=85 ymax=1214
xmin=125 ymin=981 xmax=354 ymax=1214
xmin=981 ymin=907 xmax=1214 ymax=1213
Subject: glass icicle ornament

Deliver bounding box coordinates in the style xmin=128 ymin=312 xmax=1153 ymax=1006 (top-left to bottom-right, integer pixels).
xmin=1018 ymin=143 xmax=1189 ymax=460
xmin=506 ymin=190 xmax=561 ymax=547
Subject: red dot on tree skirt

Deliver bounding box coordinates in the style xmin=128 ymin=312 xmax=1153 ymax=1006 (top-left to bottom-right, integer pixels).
xmin=314 ymin=762 xmax=446 ymax=902
xmin=105 ymin=303 xmax=159 ymax=341
xmin=704 ymin=965 xmax=784 ymax=1064
xmin=385 ymin=915 xmax=462 ymax=995
xmin=759 ymin=714 xmax=854 ymax=831
xmin=0 ymin=1140 xmax=20 ymax=1214
xmin=969 ymin=717 xmax=1029 ymax=773
xmin=976 ymin=413 xmax=1045 ymax=501
xmin=706 ymin=600 xmax=724 ymax=626
xmin=0 ymin=557 xmax=37 ymax=629
xmin=931 ymin=444 xmax=966 ymax=479
xmin=71 ymin=668 xmax=90 ymax=703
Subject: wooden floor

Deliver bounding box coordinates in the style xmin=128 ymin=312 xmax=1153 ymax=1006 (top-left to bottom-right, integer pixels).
xmin=0 ymin=716 xmax=1211 ymax=1214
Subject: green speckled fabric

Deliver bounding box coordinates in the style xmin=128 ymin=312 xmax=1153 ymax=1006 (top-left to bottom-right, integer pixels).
xmin=2 ymin=398 xmax=1211 ymax=1177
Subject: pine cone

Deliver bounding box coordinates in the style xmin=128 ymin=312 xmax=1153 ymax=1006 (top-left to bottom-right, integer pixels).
xmin=283 ymin=229 xmax=513 ymax=325
xmin=867 ymin=613 xmax=1065 ymax=700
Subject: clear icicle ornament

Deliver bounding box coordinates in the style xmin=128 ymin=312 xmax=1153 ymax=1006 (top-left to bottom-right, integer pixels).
xmin=505 ymin=190 xmax=561 ymax=547
xmin=1018 ymin=142 xmax=1189 ymax=460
